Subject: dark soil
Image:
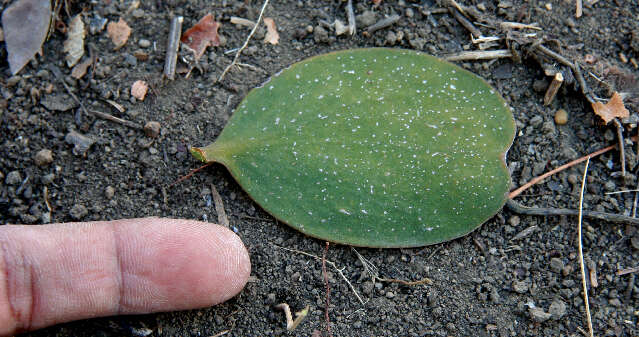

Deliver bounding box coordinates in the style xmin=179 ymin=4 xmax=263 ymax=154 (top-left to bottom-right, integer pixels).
xmin=2 ymin=0 xmax=639 ymax=336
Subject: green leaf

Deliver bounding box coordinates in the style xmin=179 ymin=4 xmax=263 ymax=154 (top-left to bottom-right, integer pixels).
xmin=192 ymin=48 xmax=515 ymax=247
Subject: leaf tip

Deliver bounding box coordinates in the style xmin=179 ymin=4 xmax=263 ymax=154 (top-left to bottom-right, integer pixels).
xmin=190 ymin=147 xmax=207 ymax=162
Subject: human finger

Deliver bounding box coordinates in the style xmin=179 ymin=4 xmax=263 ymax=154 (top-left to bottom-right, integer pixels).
xmin=0 ymin=218 xmax=251 ymax=336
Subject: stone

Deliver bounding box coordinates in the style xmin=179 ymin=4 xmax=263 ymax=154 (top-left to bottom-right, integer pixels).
xmin=5 ymin=170 xmax=22 ymax=185
xmin=529 ymin=307 xmax=551 ymax=323
xmin=105 ymin=186 xmax=115 ymax=199
xmin=34 ymin=149 xmax=53 ymax=166
xmin=356 ymin=10 xmax=377 ymax=27
xmin=549 ymin=299 xmax=566 ymax=319
xmin=144 ymin=121 xmax=161 ymax=138
xmin=70 ymin=204 xmax=88 ymax=220
xmin=549 ymin=258 xmax=564 ymax=273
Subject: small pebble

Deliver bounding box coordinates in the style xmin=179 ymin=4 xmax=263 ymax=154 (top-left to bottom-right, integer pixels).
xmin=105 ymin=186 xmax=115 ymax=199
xmin=549 ymin=299 xmax=566 ymax=319
xmin=138 ymin=39 xmax=151 ymax=48
xmin=41 ymin=173 xmax=55 ymax=185
xmin=144 ymin=121 xmax=161 ymax=138
xmin=5 ymin=170 xmax=22 ymax=185
xmin=385 ymin=291 xmax=395 ymax=298
xmin=554 ymin=109 xmax=568 ymax=125
xmin=70 ymin=204 xmax=88 ymax=220
xmin=356 ymin=10 xmax=377 ymax=27
xmin=549 ymin=258 xmax=564 ymax=273
xmin=508 ymin=215 xmax=520 ymax=226
xmin=529 ymin=307 xmax=551 ymax=323
xmin=34 ymin=149 xmax=53 ymax=166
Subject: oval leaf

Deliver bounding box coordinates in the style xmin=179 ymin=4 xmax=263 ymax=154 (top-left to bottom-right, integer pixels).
xmin=192 ymin=48 xmax=515 ymax=247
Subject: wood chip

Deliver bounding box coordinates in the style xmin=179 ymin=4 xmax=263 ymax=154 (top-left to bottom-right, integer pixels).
xmin=130 ymin=80 xmax=148 ymax=101
xmin=107 ymin=18 xmax=131 ymax=50
xmin=71 ymin=57 xmax=93 ymax=79
xmin=263 ymin=17 xmax=279 ymax=45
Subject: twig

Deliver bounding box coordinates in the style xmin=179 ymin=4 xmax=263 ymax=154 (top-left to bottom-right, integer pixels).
xmin=274 ymin=303 xmax=309 ymax=331
xmin=505 ymin=199 xmax=639 ymax=225
xmin=576 ymin=0 xmax=583 ymax=18
xmin=211 ymin=183 xmax=229 ymax=228
xmin=624 ymin=273 xmax=635 ymax=299
xmin=271 ymin=244 xmax=366 ymax=305
xmin=365 ymin=14 xmax=400 ymax=34
xmin=577 ymin=158 xmax=594 ymax=337
xmin=169 ymin=162 xmax=214 ymax=187
xmin=444 ymin=49 xmax=512 ymax=61
xmin=543 ymin=72 xmax=564 ymax=106
xmin=346 ymin=0 xmax=356 ymax=36
xmin=230 ymin=16 xmax=256 ymax=28
xmin=613 ymin=118 xmax=626 ymax=177
xmin=322 ymin=242 xmax=333 ymax=337
xmin=163 ymin=16 xmax=183 ymax=80
xmin=352 ymin=248 xmax=433 ymax=286
xmin=218 ymin=0 xmax=270 ymax=82
xmin=448 ymin=5 xmax=482 ymax=38
xmin=509 ymin=143 xmax=615 ymax=199
xmin=500 ymin=22 xmax=541 ymax=30
xmin=605 ymin=189 xmax=639 ymax=195
xmin=210 ymin=330 xmax=230 ymax=337
xmin=617 ymin=266 xmax=639 ymax=276
xmin=49 ymin=65 xmax=143 ymax=130
xmin=534 ymin=44 xmax=594 ymax=103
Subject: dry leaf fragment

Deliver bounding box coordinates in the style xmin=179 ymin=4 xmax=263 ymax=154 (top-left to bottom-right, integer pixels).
xmin=71 ymin=57 xmax=93 ymax=79
xmin=64 ymin=15 xmax=86 ymax=67
xmin=2 ymin=0 xmax=52 ymax=75
xmin=263 ymin=17 xmax=279 ymax=45
xmin=131 ymin=80 xmax=149 ymax=101
xmin=591 ymin=92 xmax=630 ymax=124
xmin=107 ymin=18 xmax=131 ymax=50
xmin=181 ymin=13 xmax=220 ymax=62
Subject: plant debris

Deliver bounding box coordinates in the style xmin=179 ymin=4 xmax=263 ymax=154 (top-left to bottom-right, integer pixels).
xmin=591 ymin=92 xmax=630 ymax=124
xmin=130 ymin=80 xmax=149 ymax=101
xmin=263 ymin=17 xmax=279 ymax=45
xmin=181 ymin=13 xmax=220 ymax=62
xmin=71 ymin=57 xmax=93 ymax=79
xmin=63 ymin=15 xmax=85 ymax=67
xmin=1 ymin=0 xmax=52 ymax=75
xmin=107 ymin=18 xmax=131 ymax=50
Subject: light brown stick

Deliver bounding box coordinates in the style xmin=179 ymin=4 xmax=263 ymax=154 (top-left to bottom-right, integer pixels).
xmin=509 ymin=143 xmax=615 ymax=199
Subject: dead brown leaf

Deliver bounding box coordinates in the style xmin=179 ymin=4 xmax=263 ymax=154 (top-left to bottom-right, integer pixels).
xmin=591 ymin=92 xmax=630 ymax=124
xmin=2 ymin=0 xmax=52 ymax=75
xmin=107 ymin=18 xmax=131 ymax=50
xmin=131 ymin=80 xmax=149 ymax=101
xmin=71 ymin=58 xmax=93 ymax=79
xmin=64 ymin=15 xmax=86 ymax=67
xmin=372 ymin=0 xmax=382 ymax=5
xmin=263 ymin=17 xmax=279 ymax=45
xmin=181 ymin=13 xmax=220 ymax=62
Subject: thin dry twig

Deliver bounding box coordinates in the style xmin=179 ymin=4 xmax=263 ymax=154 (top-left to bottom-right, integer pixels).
xmin=274 ymin=303 xmax=309 ymax=331
xmin=346 ymin=0 xmax=356 ymax=36
xmin=365 ymin=14 xmax=400 ymax=34
xmin=617 ymin=266 xmax=639 ymax=276
xmin=163 ymin=16 xmax=183 ymax=80
xmin=509 ymin=143 xmax=615 ymax=199
xmin=271 ymin=244 xmax=366 ymax=305
xmin=169 ymin=162 xmax=214 ymax=187
xmin=577 ymin=158 xmax=594 ymax=337
xmin=352 ymin=248 xmax=433 ymax=286
xmin=505 ymin=199 xmax=639 ymax=225
xmin=444 ymin=49 xmax=512 ymax=61
xmin=322 ymin=242 xmax=333 ymax=337
xmin=448 ymin=5 xmax=482 ymax=38
xmin=211 ymin=183 xmax=229 ymax=228
xmin=218 ymin=0 xmax=270 ymax=82
xmin=612 ymin=118 xmax=626 ymax=177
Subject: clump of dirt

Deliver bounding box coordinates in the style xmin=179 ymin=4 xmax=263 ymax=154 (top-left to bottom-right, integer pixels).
xmin=1 ymin=0 xmax=638 ymax=336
